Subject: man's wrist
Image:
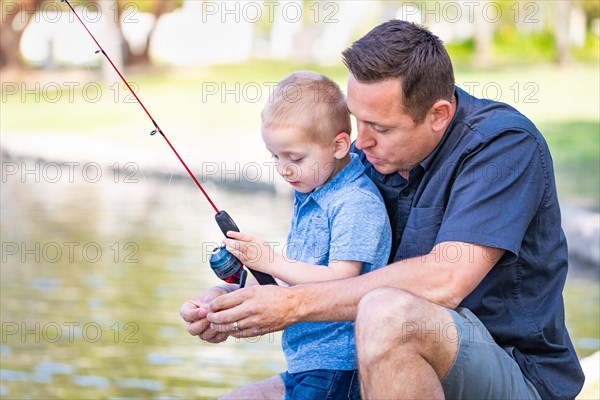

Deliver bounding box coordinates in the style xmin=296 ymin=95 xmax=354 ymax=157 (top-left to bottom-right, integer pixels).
xmin=287 ymin=284 xmax=310 ymax=324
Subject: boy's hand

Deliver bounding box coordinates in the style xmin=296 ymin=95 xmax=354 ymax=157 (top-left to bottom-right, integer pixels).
xmin=222 ymin=231 xmax=277 ymax=273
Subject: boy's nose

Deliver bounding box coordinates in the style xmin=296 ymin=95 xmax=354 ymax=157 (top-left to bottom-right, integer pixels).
xmin=280 ymin=163 xmax=300 ymax=180
xmin=279 ymin=163 xmax=293 ymax=177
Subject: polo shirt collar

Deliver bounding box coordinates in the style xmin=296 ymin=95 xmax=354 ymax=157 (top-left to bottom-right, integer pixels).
xmin=294 ymin=153 xmax=364 ymax=207
xmin=420 ymin=86 xmax=465 ymax=171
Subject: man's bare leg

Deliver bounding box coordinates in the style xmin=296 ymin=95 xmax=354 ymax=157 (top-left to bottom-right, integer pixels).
xmin=220 ymin=374 xmax=285 ymax=400
xmin=355 ymin=288 xmax=458 ymax=399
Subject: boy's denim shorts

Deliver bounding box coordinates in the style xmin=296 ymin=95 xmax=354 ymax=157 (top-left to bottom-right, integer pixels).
xmin=282 ymin=369 xmax=360 ymax=400
xmin=442 ymin=307 xmax=542 ymax=399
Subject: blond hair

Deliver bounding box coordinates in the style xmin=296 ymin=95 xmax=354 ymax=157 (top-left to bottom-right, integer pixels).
xmin=261 ymin=71 xmax=351 ymax=145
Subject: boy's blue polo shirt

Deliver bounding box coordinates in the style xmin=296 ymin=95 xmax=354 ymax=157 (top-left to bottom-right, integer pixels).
xmin=352 ymin=87 xmax=584 ymax=399
xmin=283 ymin=153 xmax=392 ymax=373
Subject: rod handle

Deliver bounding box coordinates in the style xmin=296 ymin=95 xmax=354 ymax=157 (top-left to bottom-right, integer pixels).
xmin=215 ymin=210 xmax=278 ymax=286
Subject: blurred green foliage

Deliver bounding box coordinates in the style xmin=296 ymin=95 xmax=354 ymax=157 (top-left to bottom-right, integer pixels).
xmin=448 ymin=27 xmax=599 ymax=67
xmin=118 ymin=0 xmax=183 ymax=14
xmin=446 ymin=0 xmax=599 ymax=66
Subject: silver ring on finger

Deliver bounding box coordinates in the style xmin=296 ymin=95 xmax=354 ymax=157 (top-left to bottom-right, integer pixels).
xmin=232 ymin=321 xmax=239 ymax=331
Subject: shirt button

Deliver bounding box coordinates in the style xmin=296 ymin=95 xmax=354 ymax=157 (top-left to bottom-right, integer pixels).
xmin=402 ymin=189 xmax=410 ymax=197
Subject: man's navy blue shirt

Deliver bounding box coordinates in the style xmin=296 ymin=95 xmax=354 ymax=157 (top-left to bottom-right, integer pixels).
xmin=352 ymin=87 xmax=584 ymax=399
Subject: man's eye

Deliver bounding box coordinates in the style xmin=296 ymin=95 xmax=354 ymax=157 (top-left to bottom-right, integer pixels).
xmin=373 ymin=126 xmax=389 ymax=133
xmin=291 ymin=158 xmax=304 ymax=163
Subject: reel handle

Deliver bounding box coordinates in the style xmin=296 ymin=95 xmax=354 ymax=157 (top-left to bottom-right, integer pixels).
xmin=215 ymin=210 xmax=277 ymax=286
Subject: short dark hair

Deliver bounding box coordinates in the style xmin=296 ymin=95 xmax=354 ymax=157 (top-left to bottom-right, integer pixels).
xmin=342 ymin=20 xmax=455 ymax=123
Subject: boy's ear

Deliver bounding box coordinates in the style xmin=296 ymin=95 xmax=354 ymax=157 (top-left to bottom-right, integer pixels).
xmin=333 ymin=132 xmax=351 ymax=159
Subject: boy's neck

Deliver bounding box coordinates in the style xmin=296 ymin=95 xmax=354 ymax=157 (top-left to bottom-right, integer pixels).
xmin=320 ymin=153 xmax=351 ymax=188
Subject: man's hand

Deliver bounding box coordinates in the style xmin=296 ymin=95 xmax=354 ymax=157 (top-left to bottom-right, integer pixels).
xmin=206 ymin=284 xmax=297 ymax=338
xmin=179 ymin=285 xmax=236 ymax=343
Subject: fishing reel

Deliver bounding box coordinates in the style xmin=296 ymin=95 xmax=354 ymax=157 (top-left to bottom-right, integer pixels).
xmin=211 ymin=210 xmax=277 ymax=287
xmin=209 ymin=245 xmax=246 ymax=286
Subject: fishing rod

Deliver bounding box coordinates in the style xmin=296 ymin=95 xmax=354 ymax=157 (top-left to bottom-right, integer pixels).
xmin=60 ymin=0 xmax=276 ymax=287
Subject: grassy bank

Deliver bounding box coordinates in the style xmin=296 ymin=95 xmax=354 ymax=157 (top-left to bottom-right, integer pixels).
xmin=1 ymin=60 xmax=598 ymax=207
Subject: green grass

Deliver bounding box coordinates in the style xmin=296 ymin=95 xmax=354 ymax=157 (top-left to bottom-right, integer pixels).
xmin=564 ymin=276 xmax=600 ymax=358
xmin=542 ymin=121 xmax=600 ymax=208
xmin=0 ymin=59 xmax=347 ymax=136
xmin=1 ymin=60 xmax=598 ymax=206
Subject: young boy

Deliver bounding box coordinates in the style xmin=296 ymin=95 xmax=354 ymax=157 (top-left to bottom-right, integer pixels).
xmin=223 ymin=71 xmax=391 ymax=400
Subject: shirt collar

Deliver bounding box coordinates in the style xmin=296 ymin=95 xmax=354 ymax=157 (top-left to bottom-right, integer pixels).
xmin=420 ymin=86 xmax=466 ymax=171
xmin=294 ymin=153 xmax=364 ymax=207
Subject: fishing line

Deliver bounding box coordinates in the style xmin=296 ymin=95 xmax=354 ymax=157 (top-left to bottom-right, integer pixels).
xmin=60 ymin=0 xmax=276 ymax=286
xmin=61 ymin=0 xmax=219 ymax=213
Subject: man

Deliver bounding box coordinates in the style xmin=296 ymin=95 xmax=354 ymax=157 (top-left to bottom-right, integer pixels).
xmin=181 ymin=20 xmax=584 ymax=399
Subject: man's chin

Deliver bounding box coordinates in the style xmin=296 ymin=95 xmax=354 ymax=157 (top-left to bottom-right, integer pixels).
xmin=372 ymin=164 xmax=396 ymax=175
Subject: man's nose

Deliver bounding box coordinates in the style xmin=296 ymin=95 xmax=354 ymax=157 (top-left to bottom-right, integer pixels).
xmin=355 ymin=122 xmax=375 ymax=150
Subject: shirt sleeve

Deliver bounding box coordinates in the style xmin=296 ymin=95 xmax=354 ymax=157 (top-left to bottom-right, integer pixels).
xmin=435 ymin=129 xmax=548 ymax=258
xmin=327 ymin=189 xmax=391 ymax=265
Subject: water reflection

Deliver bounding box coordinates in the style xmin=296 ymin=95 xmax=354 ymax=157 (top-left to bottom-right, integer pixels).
xmin=1 ymin=174 xmax=290 ymax=398
xmin=1 ymin=168 xmax=598 ymax=398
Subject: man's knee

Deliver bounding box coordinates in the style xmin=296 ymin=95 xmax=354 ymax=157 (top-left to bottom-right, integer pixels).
xmin=356 ymin=288 xmax=458 ymax=381
xmin=357 ymin=288 xmax=425 ymax=328
xmin=356 ymin=288 xmax=419 ymax=349
xmin=356 ymin=288 xmax=455 ymax=348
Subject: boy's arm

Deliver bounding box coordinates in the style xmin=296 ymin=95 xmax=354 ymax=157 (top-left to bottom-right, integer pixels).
xmin=223 ymin=231 xmax=362 ymax=285
xmin=255 ymin=258 xmax=362 ymax=285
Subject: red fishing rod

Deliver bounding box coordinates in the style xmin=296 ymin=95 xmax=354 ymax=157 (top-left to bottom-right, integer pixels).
xmin=60 ymin=0 xmax=276 ymax=286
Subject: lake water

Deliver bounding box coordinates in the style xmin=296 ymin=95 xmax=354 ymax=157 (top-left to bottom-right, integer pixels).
xmin=1 ymin=169 xmax=598 ymax=398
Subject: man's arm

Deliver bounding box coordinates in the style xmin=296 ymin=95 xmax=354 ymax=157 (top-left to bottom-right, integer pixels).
xmin=205 ymin=241 xmax=504 ymax=337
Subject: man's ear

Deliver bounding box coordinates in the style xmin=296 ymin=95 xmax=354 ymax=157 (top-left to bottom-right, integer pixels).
xmin=333 ymin=132 xmax=351 ymax=159
xmin=428 ymin=99 xmax=453 ymax=133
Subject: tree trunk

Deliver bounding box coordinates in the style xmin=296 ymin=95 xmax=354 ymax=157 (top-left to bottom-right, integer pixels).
xmin=118 ymin=0 xmax=172 ymax=66
xmin=0 ymin=0 xmax=42 ymax=68
xmin=555 ymin=0 xmax=571 ymax=66
xmin=473 ymin=0 xmax=494 ymax=68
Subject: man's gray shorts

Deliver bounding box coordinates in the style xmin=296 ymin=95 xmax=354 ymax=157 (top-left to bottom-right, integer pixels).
xmin=441 ymin=307 xmax=542 ymax=399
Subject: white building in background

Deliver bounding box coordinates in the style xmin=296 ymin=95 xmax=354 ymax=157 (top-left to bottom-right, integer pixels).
xmin=17 ymin=1 xmax=593 ymax=68
xmin=119 ymin=13 xmax=156 ymax=57
xmin=18 ymin=4 xmax=153 ymax=68
xmin=19 ymin=8 xmax=103 ymax=67
xmin=312 ymin=1 xmax=376 ymax=64
xmin=269 ymin=0 xmax=304 ymax=59
xmin=148 ymin=1 xmax=254 ymax=66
